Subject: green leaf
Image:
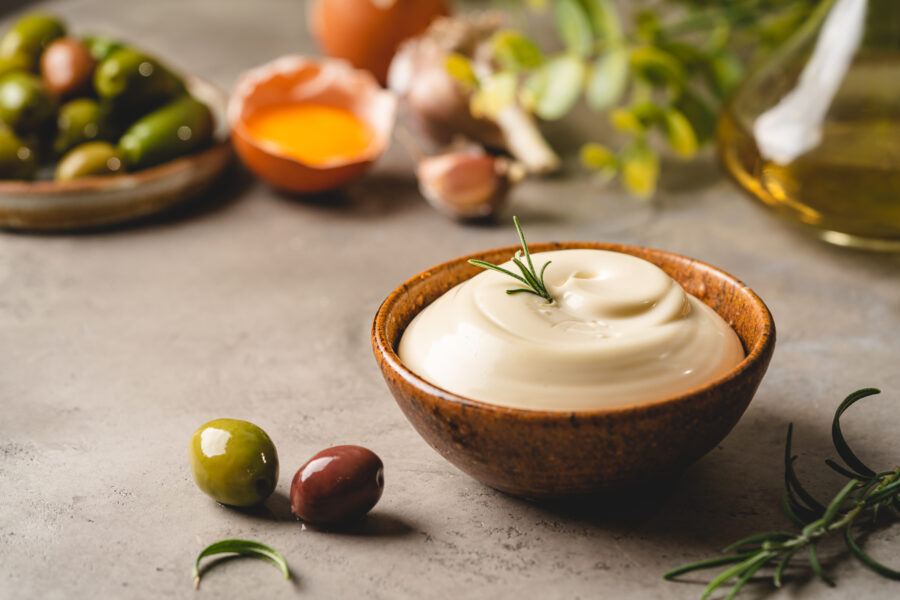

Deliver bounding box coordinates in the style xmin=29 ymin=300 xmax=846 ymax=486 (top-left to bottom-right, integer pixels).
xmin=845 ymin=525 xmax=900 ymax=580
xmin=577 ymin=0 xmax=622 ymax=41
xmin=635 ymin=10 xmax=660 ymax=42
xmin=821 ymin=479 xmax=859 ymax=526
xmin=470 ymin=71 xmax=518 ymax=120
xmin=610 ymin=107 xmax=644 ymax=134
xmin=663 ymin=551 xmax=758 ymax=580
xmin=621 ymin=142 xmax=659 ymax=199
xmin=531 ymin=54 xmax=586 ymax=121
xmin=707 ymin=51 xmax=744 ymax=99
xmin=808 ymin=544 xmax=835 ymax=587
xmin=445 ymin=53 xmax=478 ymax=90
xmin=661 ymin=107 xmax=698 ymax=159
xmin=699 ymin=552 xmax=773 ymax=600
xmin=585 ymin=46 xmax=628 ymax=111
xmin=722 ymin=531 xmax=793 ymax=554
xmin=825 ymin=458 xmax=862 ymax=480
xmin=580 ymin=142 xmax=617 ymax=171
xmin=773 ymin=547 xmax=802 ymax=587
xmin=554 ymin=0 xmax=594 ymax=57
xmin=630 ymin=46 xmax=685 ymax=89
xmin=492 ymin=30 xmax=543 ymax=71
xmin=832 ymin=388 xmax=881 ymax=477
xmin=674 ymin=90 xmax=716 ymax=143
xmin=784 ymin=424 xmax=826 ymax=515
xmin=193 ymin=539 xmax=290 ymax=589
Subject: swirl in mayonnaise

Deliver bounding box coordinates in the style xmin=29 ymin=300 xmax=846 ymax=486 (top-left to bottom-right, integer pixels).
xmin=398 ymin=249 xmax=744 ymax=410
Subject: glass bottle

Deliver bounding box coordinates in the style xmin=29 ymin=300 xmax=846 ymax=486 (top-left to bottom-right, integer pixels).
xmin=718 ymin=0 xmax=900 ymax=250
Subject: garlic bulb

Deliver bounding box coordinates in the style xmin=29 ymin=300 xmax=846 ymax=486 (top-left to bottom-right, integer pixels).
xmin=389 ymin=15 xmax=560 ymax=174
xmin=416 ymin=146 xmax=525 ymax=220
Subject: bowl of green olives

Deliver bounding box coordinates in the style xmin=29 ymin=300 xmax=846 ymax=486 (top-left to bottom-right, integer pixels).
xmin=0 ymin=13 xmax=231 ymax=231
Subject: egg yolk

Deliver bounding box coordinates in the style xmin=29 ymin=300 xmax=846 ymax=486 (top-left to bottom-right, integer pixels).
xmin=244 ymin=103 xmax=374 ymax=166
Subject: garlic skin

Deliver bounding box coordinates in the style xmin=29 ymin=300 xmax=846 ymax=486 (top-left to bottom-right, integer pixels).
xmin=389 ymin=15 xmax=560 ymax=175
xmin=416 ymin=148 xmax=524 ymax=220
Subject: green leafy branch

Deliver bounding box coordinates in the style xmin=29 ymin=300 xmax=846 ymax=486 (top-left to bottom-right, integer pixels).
xmin=665 ymin=388 xmax=900 ymax=599
xmin=453 ymin=0 xmax=816 ymax=197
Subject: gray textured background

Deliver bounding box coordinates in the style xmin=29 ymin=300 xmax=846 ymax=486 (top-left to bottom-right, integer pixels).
xmin=1 ymin=1 xmax=899 ymax=598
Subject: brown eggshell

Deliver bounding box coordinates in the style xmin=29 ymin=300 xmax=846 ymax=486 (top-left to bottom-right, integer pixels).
xmin=309 ymin=0 xmax=449 ymax=85
xmin=290 ymin=445 xmax=384 ymax=524
xmin=228 ymin=56 xmax=397 ymax=194
xmin=40 ymin=38 xmax=96 ymax=97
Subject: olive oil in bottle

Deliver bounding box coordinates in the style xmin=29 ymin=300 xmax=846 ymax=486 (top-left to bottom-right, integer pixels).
xmin=718 ymin=0 xmax=900 ymax=250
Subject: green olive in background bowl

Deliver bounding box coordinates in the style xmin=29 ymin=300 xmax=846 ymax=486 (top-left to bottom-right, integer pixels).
xmin=189 ymin=418 xmax=279 ymax=508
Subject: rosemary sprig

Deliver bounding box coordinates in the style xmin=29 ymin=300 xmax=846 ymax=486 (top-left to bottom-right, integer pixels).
xmin=192 ymin=539 xmax=290 ymax=589
xmin=665 ymin=388 xmax=900 ymax=598
xmin=468 ymin=216 xmax=553 ymax=303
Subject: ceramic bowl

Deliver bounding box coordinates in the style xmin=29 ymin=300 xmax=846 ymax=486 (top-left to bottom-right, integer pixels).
xmin=228 ymin=56 xmax=396 ymax=194
xmin=0 ymin=77 xmax=231 ymax=232
xmin=372 ymin=242 xmax=776 ymax=498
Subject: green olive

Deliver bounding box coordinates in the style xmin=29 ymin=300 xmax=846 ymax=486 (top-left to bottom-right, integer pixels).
xmin=0 ymin=13 xmax=66 ymax=70
xmin=189 ymin=418 xmax=279 ymax=507
xmin=118 ymin=95 xmax=213 ymax=170
xmin=0 ymin=71 xmax=56 ymax=130
xmin=55 ymin=141 xmax=124 ymax=181
xmin=0 ymin=125 xmax=36 ymax=179
xmin=94 ymin=48 xmax=184 ymax=120
xmin=81 ymin=35 xmax=123 ymax=63
xmin=0 ymin=52 xmax=30 ymax=78
xmin=54 ymin=98 xmax=115 ymax=156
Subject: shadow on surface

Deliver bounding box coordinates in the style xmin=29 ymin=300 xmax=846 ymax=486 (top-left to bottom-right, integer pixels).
xmin=271 ymin=171 xmax=423 ymax=220
xmin=509 ymin=390 xmax=897 ymax=596
xmin=2 ymin=162 xmax=252 ymax=237
xmin=304 ymin=511 xmax=418 ymax=539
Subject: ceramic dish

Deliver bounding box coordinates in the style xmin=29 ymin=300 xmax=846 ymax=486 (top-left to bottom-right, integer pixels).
xmin=372 ymin=242 xmax=776 ymax=498
xmin=0 ymin=77 xmax=231 ymax=232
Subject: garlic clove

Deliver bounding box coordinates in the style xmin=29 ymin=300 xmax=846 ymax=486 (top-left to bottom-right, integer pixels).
xmin=416 ymin=148 xmax=524 ymax=220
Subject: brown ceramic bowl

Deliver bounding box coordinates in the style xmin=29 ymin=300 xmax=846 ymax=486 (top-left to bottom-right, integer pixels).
xmin=0 ymin=77 xmax=230 ymax=231
xmin=372 ymin=242 xmax=775 ymax=499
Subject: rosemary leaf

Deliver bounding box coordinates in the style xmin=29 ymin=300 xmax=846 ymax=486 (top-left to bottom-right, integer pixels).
xmin=192 ymin=539 xmax=290 ymax=589
xmin=773 ymin=547 xmax=801 ymax=588
xmin=807 ymin=543 xmax=835 ymax=587
xmin=845 ymin=525 xmax=900 ymax=580
xmin=722 ymin=531 xmax=792 ymax=554
xmin=662 ymin=551 xmax=758 ymax=580
xmin=821 ymin=480 xmax=859 ymax=526
xmin=468 ymin=216 xmax=553 ymax=302
xmin=784 ymin=425 xmax=826 ymax=515
xmin=825 ymin=458 xmax=863 ymax=480
xmin=832 ymin=388 xmax=881 ymax=477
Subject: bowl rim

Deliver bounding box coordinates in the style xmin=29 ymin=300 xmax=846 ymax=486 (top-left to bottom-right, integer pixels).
xmin=0 ymin=75 xmax=230 ymax=197
xmin=373 ymin=241 xmax=775 ymax=420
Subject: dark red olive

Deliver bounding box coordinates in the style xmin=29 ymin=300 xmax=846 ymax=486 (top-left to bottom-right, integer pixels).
xmin=40 ymin=38 xmax=96 ymax=97
xmin=290 ymin=445 xmax=384 ymax=524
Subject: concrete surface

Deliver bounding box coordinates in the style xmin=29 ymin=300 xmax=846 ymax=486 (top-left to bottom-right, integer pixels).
xmin=1 ymin=1 xmax=899 ymax=599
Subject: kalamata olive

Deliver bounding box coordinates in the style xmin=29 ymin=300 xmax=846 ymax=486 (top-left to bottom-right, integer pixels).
xmin=290 ymin=445 xmax=384 ymax=524
xmin=41 ymin=38 xmax=96 ymax=97
xmin=189 ymin=418 xmax=279 ymax=507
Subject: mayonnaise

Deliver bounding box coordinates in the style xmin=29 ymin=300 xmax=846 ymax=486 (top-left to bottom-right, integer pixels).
xmin=398 ymin=249 xmax=744 ymax=411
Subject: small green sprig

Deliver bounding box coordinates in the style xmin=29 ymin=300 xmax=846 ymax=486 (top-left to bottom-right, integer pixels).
xmin=192 ymin=539 xmax=290 ymax=590
xmin=468 ymin=216 xmax=553 ymax=303
xmin=664 ymin=388 xmax=900 ymax=599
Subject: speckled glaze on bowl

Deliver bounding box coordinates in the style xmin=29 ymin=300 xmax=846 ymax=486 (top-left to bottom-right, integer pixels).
xmin=0 ymin=77 xmax=231 ymax=232
xmin=372 ymin=242 xmax=775 ymax=499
